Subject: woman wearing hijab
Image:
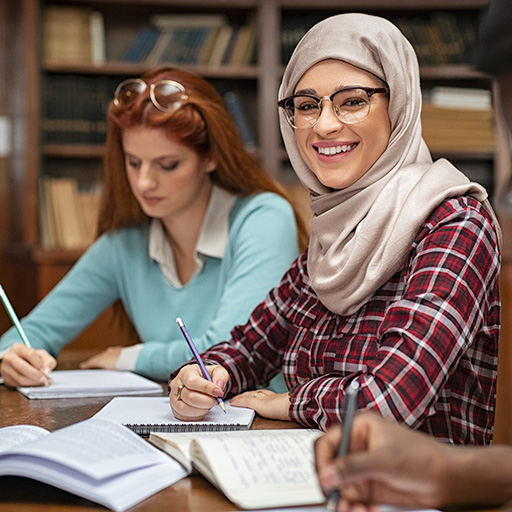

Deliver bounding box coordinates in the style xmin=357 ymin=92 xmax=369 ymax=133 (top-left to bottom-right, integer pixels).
xmin=168 ymin=13 xmax=502 ymax=445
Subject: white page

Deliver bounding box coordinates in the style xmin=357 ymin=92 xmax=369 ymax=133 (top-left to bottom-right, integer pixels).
xmin=191 ymin=429 xmax=324 ymax=509
xmin=17 ymin=369 xmax=163 ymax=399
xmin=94 ymin=396 xmax=255 ymax=430
xmin=0 ymin=425 xmax=50 ymax=452
xmin=1 ymin=418 xmax=170 ymax=479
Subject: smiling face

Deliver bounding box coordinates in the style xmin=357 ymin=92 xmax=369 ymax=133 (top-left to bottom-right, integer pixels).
xmin=293 ymin=59 xmax=391 ymax=190
xmin=123 ymin=126 xmax=215 ymax=229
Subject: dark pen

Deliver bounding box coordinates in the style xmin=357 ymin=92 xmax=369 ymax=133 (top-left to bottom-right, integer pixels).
xmin=326 ymin=378 xmax=360 ymax=511
xmin=176 ymin=317 xmax=226 ymax=413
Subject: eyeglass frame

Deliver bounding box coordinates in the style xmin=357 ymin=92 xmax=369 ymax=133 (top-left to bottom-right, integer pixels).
xmin=113 ymin=78 xmax=189 ymax=113
xmin=278 ymin=86 xmax=389 ymax=130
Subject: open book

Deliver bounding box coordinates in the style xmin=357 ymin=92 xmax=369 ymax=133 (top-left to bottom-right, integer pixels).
xmin=17 ymin=369 xmax=163 ymax=399
xmin=149 ymin=428 xmax=325 ymax=509
xmin=94 ymin=396 xmax=255 ymax=437
xmin=0 ymin=418 xmax=187 ymax=512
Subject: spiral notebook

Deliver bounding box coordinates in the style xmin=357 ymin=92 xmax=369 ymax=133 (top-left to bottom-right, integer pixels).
xmin=93 ymin=396 xmax=255 ymax=437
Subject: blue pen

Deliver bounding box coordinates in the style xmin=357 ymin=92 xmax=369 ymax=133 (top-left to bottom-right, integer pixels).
xmin=176 ymin=317 xmax=226 ymax=413
xmin=326 ymin=379 xmax=360 ymax=511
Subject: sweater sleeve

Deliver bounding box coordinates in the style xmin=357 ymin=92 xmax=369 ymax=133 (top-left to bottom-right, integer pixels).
xmin=134 ymin=193 xmax=299 ymax=381
xmin=0 ymin=234 xmax=121 ymax=356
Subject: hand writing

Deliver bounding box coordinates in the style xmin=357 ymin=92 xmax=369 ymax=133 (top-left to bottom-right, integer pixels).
xmin=170 ymin=363 xmax=228 ymax=421
xmin=1 ymin=343 xmax=55 ymax=387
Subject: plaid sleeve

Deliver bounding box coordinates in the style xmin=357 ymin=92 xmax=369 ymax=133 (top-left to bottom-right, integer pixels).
xmin=197 ymin=252 xmax=308 ymax=394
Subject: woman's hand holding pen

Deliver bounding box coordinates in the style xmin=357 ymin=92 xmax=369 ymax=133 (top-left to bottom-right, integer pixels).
xmin=1 ymin=343 xmax=55 ymax=387
xmin=170 ymin=363 xmax=228 ymax=421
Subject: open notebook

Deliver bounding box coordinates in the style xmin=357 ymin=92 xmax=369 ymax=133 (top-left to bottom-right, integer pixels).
xmin=149 ymin=428 xmax=325 ymax=509
xmin=93 ymin=396 xmax=255 ymax=437
xmin=17 ymin=369 xmax=163 ymax=399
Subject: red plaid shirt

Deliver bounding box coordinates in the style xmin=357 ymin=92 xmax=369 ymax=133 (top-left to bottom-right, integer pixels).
xmin=173 ymin=196 xmax=500 ymax=445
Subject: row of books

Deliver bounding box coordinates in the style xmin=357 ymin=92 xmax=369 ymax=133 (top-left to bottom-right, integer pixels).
xmin=123 ymin=14 xmax=257 ymax=67
xmin=41 ymin=74 xmax=119 ymax=145
xmin=39 ymin=177 xmax=101 ymax=250
xmin=280 ymin=11 xmax=479 ymax=66
xmin=41 ymin=74 xmax=256 ymax=149
xmin=43 ymin=5 xmax=106 ymax=65
xmin=395 ymin=12 xmax=478 ymax=66
xmin=42 ymin=5 xmax=478 ymax=69
xmin=421 ymin=86 xmax=495 ymax=153
xmin=42 ymin=6 xmax=257 ymax=68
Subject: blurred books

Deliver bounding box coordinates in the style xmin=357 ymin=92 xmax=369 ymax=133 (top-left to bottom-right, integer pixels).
xmin=122 ymin=14 xmax=257 ymax=66
xmin=40 ymin=177 xmax=101 ymax=250
xmin=280 ymin=11 xmax=478 ymax=66
xmin=43 ymin=5 xmax=105 ymax=65
xmin=422 ymin=87 xmax=495 ymax=153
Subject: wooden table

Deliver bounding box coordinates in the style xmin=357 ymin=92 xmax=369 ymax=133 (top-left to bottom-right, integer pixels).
xmin=0 ymin=355 xmax=302 ymax=512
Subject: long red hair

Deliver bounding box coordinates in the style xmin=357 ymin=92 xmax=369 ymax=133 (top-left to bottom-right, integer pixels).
xmin=98 ymin=67 xmax=308 ymax=250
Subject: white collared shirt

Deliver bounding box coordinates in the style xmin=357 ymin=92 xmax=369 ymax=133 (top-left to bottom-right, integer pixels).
xmin=148 ymin=185 xmax=237 ymax=288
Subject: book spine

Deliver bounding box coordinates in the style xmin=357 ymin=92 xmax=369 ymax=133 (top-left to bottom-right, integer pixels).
xmin=223 ymin=91 xmax=256 ymax=149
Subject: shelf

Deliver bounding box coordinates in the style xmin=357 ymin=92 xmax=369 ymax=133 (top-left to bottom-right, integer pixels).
xmin=44 ymin=144 xmax=105 ymax=158
xmin=43 ymin=61 xmax=259 ymax=79
xmin=33 ymin=248 xmax=86 ymax=265
xmin=279 ymin=0 xmax=489 ymax=9
xmin=61 ymin=0 xmax=258 ymax=7
xmin=419 ymin=65 xmax=489 ymax=80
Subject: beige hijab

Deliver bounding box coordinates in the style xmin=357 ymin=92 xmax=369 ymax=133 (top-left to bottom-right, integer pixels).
xmin=279 ymin=13 xmax=502 ymax=316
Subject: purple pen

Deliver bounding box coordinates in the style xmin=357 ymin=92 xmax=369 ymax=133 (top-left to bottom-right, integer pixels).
xmin=176 ymin=317 xmax=226 ymax=413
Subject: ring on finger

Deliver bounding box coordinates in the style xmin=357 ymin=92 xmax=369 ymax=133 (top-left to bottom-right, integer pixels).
xmin=176 ymin=384 xmax=185 ymax=401
xmin=254 ymin=391 xmax=261 ymax=398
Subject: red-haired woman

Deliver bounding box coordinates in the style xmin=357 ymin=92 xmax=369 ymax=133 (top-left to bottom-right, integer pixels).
xmin=0 ymin=67 xmax=306 ymax=387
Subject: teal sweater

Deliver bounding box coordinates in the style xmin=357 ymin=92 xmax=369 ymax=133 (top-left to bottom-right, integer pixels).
xmin=0 ymin=193 xmax=299 ymax=381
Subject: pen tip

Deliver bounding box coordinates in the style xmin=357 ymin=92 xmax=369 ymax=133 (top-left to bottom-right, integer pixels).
xmin=219 ymin=401 xmax=226 ymax=413
xmin=176 ymin=317 xmax=183 ymax=326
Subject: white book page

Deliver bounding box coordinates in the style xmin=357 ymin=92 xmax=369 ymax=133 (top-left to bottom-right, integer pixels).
xmin=0 ymin=420 xmax=188 ymax=512
xmin=0 ymin=425 xmax=50 ymax=452
xmin=3 ymin=418 xmax=168 ymax=479
xmin=191 ymin=429 xmax=324 ymax=509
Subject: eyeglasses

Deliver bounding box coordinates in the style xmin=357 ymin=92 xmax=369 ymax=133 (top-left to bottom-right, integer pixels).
xmin=278 ymin=86 xmax=389 ymax=130
xmin=113 ymin=78 xmax=188 ymax=113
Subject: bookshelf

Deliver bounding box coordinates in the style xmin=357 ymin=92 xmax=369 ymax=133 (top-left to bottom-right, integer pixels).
xmin=4 ymin=1 xmax=509 ymax=337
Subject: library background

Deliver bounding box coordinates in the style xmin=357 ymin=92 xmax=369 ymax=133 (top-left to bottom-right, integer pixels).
xmin=0 ymin=0 xmax=511 ymax=443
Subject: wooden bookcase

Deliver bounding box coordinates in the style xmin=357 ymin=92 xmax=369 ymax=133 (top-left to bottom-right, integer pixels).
xmin=3 ymin=0 xmax=512 ymax=443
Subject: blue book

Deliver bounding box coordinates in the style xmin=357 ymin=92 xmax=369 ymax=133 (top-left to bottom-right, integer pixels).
xmin=123 ymin=27 xmax=161 ymax=62
xmin=223 ymin=91 xmax=256 ymax=149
